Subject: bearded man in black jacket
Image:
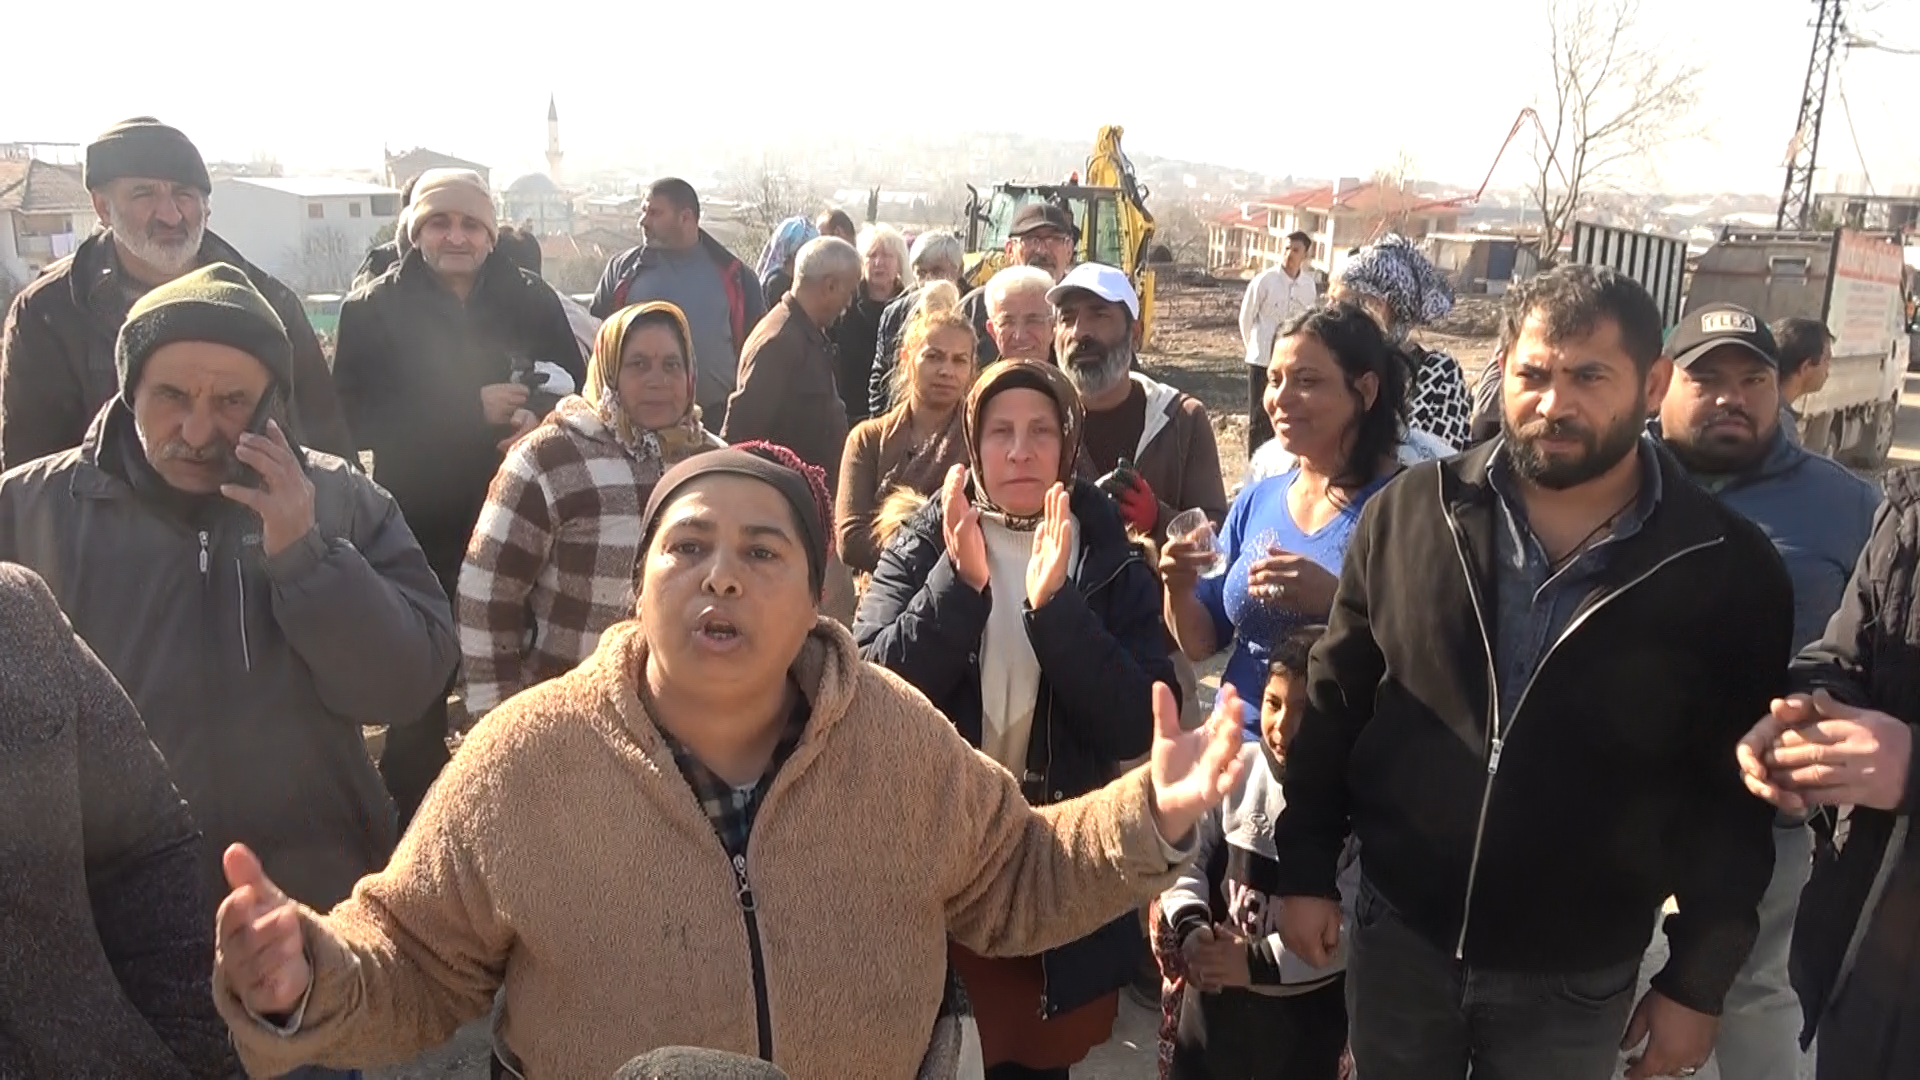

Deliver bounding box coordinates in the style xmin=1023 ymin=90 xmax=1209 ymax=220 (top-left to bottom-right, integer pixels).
xmin=1273 ymin=266 xmax=1792 ymax=1080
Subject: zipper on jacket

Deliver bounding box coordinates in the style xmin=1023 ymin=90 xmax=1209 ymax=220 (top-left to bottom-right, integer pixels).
xmin=1446 ymin=487 xmax=1724 ymax=959
xmin=197 ymin=530 xmax=210 ymax=576
xmin=731 ymin=853 xmax=775 ymax=1061
xmin=235 ymin=558 xmax=253 ymax=673
xmin=1442 ymin=502 xmax=1502 ymax=961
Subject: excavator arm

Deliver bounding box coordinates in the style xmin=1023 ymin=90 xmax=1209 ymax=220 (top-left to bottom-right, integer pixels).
xmin=1083 ymin=125 xmax=1158 ymax=344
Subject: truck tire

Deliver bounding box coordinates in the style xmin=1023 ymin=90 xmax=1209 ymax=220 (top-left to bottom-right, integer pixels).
xmin=1806 ymin=413 xmax=1842 ymax=460
xmin=1842 ymin=398 xmax=1899 ymax=470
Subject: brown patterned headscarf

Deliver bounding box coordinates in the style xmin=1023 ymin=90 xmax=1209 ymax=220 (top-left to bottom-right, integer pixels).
xmin=963 ymin=359 xmax=1084 ymax=520
xmin=584 ymin=301 xmax=712 ymax=485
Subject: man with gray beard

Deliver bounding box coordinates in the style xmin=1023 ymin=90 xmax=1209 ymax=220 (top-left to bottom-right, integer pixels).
xmin=1049 ymin=261 xmax=1227 ymax=1006
xmin=1048 ymin=263 xmax=1225 ymax=539
xmin=0 ymin=117 xmax=354 ymax=470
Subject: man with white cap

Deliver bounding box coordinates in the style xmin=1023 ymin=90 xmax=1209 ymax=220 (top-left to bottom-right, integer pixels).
xmin=331 ymin=166 xmax=585 ymax=826
xmin=1049 ymin=262 xmax=1227 ymax=1009
xmin=1049 ymin=263 xmax=1225 ymax=540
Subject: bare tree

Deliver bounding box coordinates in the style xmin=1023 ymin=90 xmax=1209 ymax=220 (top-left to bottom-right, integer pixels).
xmin=1146 ymin=197 xmax=1209 ymax=266
xmin=1369 ymin=148 xmax=1422 ymax=237
xmin=1528 ymin=0 xmax=1703 ymax=264
xmin=722 ymin=164 xmax=821 ymax=265
xmin=546 ymin=252 xmax=605 ymax=297
xmin=293 ymin=227 xmax=362 ymax=292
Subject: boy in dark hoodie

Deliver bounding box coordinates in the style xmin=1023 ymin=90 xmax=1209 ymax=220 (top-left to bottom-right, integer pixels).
xmin=1157 ymin=624 xmax=1356 ymax=1080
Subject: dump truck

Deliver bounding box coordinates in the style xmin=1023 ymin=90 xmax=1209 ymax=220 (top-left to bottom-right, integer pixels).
xmin=1685 ymin=227 xmax=1909 ymax=468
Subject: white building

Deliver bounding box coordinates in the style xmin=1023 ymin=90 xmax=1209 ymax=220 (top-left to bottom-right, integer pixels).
xmin=210 ymin=177 xmax=401 ymax=292
xmin=0 ymin=157 xmax=93 ymax=290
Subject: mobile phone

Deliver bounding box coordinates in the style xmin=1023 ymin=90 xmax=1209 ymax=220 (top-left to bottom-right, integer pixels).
xmin=226 ymin=387 xmax=283 ymax=489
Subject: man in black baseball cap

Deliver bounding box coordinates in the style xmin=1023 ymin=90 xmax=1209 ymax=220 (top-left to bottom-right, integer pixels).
xmin=1654 ymin=299 xmax=1879 ymax=1080
xmin=960 ymin=202 xmax=1082 ymax=362
xmin=1006 ymin=202 xmax=1080 ymax=281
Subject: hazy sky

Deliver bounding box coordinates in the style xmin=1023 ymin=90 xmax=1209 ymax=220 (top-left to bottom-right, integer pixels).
xmin=12 ymin=0 xmax=1917 ymax=196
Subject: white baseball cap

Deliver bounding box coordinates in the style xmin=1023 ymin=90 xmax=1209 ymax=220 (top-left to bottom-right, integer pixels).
xmin=1046 ymin=263 xmax=1139 ymax=320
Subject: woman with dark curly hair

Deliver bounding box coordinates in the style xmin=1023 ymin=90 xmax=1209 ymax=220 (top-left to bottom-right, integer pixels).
xmin=1162 ymin=302 xmax=1410 ymax=737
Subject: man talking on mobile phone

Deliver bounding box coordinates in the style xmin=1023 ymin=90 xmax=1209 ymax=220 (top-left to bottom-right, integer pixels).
xmin=0 ymin=264 xmax=457 ymax=1007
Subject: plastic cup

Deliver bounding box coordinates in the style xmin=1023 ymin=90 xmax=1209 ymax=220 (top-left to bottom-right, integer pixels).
xmin=1167 ymin=509 xmax=1227 ymax=578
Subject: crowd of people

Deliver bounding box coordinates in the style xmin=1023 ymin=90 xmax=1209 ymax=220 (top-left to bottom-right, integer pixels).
xmin=3 ymin=114 xmax=1919 ymax=1080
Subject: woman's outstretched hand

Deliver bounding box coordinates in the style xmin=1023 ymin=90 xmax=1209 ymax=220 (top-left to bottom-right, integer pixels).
xmin=1149 ymin=683 xmax=1248 ymax=844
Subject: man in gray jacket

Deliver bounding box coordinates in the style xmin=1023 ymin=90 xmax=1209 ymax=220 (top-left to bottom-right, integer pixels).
xmin=0 ymin=262 xmax=457 ymax=920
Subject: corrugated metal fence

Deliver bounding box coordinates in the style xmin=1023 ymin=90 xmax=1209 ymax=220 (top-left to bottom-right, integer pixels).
xmin=1568 ymin=221 xmax=1688 ymax=328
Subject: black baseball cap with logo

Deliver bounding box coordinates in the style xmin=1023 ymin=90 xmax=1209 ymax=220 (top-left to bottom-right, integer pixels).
xmin=1666 ymin=303 xmax=1780 ymax=369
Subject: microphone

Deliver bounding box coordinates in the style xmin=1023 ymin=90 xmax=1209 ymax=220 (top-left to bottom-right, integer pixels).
xmin=610 ymin=1047 xmax=790 ymax=1080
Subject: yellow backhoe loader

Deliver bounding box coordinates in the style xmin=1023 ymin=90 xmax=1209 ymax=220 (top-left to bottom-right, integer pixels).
xmin=962 ymin=125 xmax=1159 ymax=343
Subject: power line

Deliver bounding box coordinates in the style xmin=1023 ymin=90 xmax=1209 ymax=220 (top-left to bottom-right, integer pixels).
xmin=1848 ymin=31 xmax=1920 ymax=54
xmin=1837 ymin=73 xmax=1875 ymax=195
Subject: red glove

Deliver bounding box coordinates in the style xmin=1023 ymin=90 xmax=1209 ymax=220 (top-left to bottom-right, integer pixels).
xmin=1102 ymin=469 xmax=1158 ymax=533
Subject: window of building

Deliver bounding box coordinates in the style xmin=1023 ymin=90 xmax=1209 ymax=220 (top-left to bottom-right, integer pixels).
xmin=348 ymin=201 xmax=363 ymax=218
xmin=370 ymin=194 xmax=399 ymax=216
xmin=308 ymin=203 xmax=324 ymax=219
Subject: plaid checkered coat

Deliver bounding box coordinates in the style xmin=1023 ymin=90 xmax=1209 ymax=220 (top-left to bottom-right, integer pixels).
xmin=456 ymin=396 xmax=721 ymax=716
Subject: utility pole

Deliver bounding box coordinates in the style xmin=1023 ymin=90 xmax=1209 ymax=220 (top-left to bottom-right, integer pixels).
xmin=1778 ymin=0 xmax=1846 ymax=231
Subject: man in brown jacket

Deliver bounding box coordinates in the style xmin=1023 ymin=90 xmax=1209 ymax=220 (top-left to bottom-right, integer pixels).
xmin=1050 ymin=263 xmax=1227 ymax=537
xmin=0 ymin=117 xmax=355 ymax=471
xmin=722 ymin=236 xmax=859 ymax=485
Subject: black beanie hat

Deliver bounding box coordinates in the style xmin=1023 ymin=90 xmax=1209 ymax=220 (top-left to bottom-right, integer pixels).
xmin=116 ymin=263 xmax=292 ymax=398
xmin=85 ymin=117 xmax=211 ymax=194
xmin=640 ymin=443 xmax=833 ymax=597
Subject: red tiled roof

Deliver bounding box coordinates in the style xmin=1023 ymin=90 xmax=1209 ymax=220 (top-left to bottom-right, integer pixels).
xmin=1249 ymin=185 xmax=1338 ymax=211
xmin=1245 ymin=181 xmax=1466 ymax=219
xmin=0 ymin=159 xmax=90 ymax=214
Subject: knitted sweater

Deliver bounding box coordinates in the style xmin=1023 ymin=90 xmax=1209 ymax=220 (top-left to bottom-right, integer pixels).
xmin=213 ymin=618 xmax=1188 ymax=1079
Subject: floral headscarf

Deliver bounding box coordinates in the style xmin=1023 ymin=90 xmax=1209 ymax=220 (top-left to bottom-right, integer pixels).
xmin=1337 ymin=233 xmax=1454 ymax=341
xmin=755 ymin=216 xmax=818 ymax=282
xmin=584 ymin=302 xmax=712 ymax=485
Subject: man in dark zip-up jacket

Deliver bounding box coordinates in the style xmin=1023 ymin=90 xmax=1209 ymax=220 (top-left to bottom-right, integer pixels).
xmin=1273 ymin=267 xmax=1792 ymax=1080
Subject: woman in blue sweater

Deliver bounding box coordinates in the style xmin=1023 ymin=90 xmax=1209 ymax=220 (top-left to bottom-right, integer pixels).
xmin=1162 ymin=302 xmax=1409 ymax=735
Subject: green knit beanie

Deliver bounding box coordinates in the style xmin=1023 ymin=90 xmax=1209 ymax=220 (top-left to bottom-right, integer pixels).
xmin=117 ymin=263 xmax=292 ymax=398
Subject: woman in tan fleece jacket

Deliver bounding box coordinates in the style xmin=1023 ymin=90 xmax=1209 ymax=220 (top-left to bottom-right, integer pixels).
xmin=212 ymin=442 xmax=1250 ymax=1080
